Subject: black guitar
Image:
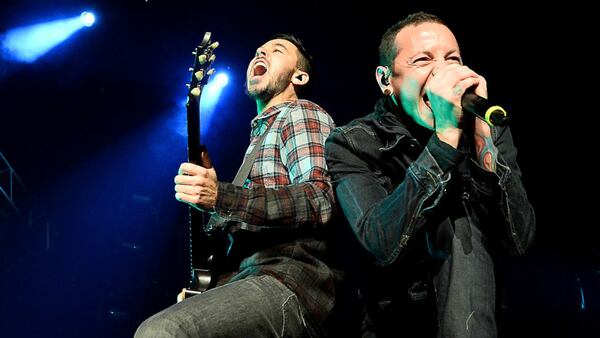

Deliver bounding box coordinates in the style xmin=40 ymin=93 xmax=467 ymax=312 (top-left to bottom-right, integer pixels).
xmin=178 ymin=32 xmax=224 ymax=301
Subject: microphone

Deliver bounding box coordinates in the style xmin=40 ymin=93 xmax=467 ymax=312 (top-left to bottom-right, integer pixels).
xmin=461 ymin=90 xmax=509 ymax=126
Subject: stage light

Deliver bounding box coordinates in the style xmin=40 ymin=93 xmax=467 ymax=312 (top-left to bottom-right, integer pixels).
xmin=80 ymin=12 xmax=96 ymax=27
xmin=171 ymin=71 xmax=230 ymax=140
xmin=213 ymin=73 xmax=229 ymax=88
xmin=201 ymin=71 xmax=229 ymax=115
xmin=1 ymin=11 xmax=96 ymax=63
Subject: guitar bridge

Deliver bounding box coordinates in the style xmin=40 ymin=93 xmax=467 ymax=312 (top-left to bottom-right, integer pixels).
xmin=177 ymin=288 xmax=203 ymax=303
xmin=177 ymin=267 xmax=213 ymax=302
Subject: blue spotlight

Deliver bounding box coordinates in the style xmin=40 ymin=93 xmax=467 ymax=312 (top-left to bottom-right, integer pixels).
xmin=172 ymin=71 xmax=230 ymax=139
xmin=198 ymin=72 xmax=229 ymax=136
xmin=200 ymin=71 xmax=229 ymax=130
xmin=202 ymin=72 xmax=229 ymax=107
xmin=80 ymin=11 xmax=96 ymax=27
xmin=213 ymin=73 xmax=229 ymax=88
xmin=1 ymin=11 xmax=95 ymax=63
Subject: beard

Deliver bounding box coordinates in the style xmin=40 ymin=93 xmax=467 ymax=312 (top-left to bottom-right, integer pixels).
xmin=245 ymin=69 xmax=293 ymax=102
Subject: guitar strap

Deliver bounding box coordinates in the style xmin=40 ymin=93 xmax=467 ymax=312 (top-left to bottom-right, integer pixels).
xmin=231 ymin=119 xmax=274 ymax=186
xmin=205 ymin=105 xmax=286 ymax=231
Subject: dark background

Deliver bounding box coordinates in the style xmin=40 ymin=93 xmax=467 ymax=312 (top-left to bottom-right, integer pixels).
xmin=0 ymin=1 xmax=596 ymax=337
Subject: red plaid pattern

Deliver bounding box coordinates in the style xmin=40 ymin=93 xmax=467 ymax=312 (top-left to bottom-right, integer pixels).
xmin=214 ymin=99 xmax=338 ymax=324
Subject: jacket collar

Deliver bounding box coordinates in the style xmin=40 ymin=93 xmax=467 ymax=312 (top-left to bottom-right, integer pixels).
xmin=370 ymin=96 xmax=411 ymax=137
xmin=369 ymin=96 xmax=433 ymax=150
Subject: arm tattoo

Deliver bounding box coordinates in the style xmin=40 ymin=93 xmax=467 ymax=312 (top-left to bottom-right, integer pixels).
xmin=476 ymin=135 xmax=498 ymax=172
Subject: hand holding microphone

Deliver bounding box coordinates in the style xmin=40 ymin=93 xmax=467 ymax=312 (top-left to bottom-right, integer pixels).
xmin=461 ymin=90 xmax=508 ymax=126
xmin=429 ymin=64 xmax=508 ymax=127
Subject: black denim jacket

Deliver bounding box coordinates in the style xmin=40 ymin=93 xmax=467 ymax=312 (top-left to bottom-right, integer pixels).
xmin=325 ymin=97 xmax=536 ymax=336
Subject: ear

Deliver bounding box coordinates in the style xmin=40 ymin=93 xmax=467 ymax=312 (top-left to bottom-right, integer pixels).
xmin=375 ymin=66 xmax=392 ymax=96
xmin=291 ymin=70 xmax=309 ymax=86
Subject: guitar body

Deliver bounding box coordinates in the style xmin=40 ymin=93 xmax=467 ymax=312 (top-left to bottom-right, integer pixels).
xmin=179 ymin=32 xmax=223 ymax=301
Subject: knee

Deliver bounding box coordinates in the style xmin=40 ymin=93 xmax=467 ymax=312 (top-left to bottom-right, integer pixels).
xmin=134 ymin=315 xmax=185 ymax=338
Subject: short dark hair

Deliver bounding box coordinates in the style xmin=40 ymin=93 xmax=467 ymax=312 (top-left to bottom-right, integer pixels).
xmin=378 ymin=12 xmax=447 ymax=68
xmin=270 ymin=33 xmax=313 ymax=97
xmin=270 ymin=33 xmax=313 ymax=75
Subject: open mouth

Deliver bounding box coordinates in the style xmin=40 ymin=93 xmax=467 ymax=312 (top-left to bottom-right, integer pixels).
xmin=252 ymin=61 xmax=268 ymax=79
xmin=423 ymin=92 xmax=432 ymax=109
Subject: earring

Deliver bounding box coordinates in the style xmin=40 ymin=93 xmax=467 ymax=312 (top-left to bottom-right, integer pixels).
xmin=383 ymin=88 xmax=392 ymax=96
xmin=378 ymin=67 xmax=391 ymax=85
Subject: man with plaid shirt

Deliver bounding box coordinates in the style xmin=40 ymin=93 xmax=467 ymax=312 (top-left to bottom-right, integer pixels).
xmin=136 ymin=34 xmax=339 ymax=337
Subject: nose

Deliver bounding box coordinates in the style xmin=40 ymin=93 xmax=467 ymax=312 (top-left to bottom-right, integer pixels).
xmin=431 ymin=59 xmax=452 ymax=77
xmin=255 ymin=48 xmax=266 ymax=58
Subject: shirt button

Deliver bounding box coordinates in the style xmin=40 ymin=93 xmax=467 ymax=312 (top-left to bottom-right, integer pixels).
xmin=461 ymin=191 xmax=470 ymax=201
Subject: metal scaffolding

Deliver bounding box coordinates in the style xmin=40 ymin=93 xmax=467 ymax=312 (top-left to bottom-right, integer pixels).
xmin=0 ymin=151 xmax=32 ymax=223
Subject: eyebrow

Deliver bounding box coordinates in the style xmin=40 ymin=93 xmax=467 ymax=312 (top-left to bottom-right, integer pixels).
xmin=445 ymin=49 xmax=461 ymax=57
xmin=408 ymin=49 xmax=461 ymax=59
xmin=272 ymin=42 xmax=289 ymax=51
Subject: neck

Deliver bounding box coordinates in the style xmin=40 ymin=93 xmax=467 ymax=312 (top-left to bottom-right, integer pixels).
xmin=256 ymin=87 xmax=298 ymax=115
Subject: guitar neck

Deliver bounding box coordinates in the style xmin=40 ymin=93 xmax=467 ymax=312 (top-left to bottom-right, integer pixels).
xmin=184 ymin=32 xmax=219 ymax=292
xmin=186 ymin=95 xmax=202 ymax=164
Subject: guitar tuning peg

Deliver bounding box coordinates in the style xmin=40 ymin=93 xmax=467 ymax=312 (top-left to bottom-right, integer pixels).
xmin=209 ymin=41 xmax=219 ymax=50
xmin=185 ymin=84 xmax=191 ymax=88
xmin=195 ymin=70 xmax=204 ymax=81
xmin=188 ymin=67 xmax=194 ymax=72
xmin=198 ymin=54 xmax=207 ymax=64
xmin=207 ymin=68 xmax=215 ymax=76
xmin=192 ymin=51 xmax=197 ymax=55
xmin=190 ymin=87 xmax=201 ymax=97
xmin=209 ymin=55 xmax=216 ymax=63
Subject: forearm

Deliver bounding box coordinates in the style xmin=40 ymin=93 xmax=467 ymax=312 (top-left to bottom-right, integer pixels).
xmin=214 ymin=180 xmax=334 ymax=230
xmin=472 ymin=125 xmax=536 ymax=254
xmin=336 ymin=170 xmax=436 ymax=266
xmin=212 ymin=102 xmax=335 ymax=231
xmin=332 ymin=135 xmax=461 ymax=266
xmin=494 ymin=159 xmax=536 ymax=255
xmin=475 ymin=133 xmax=498 ymax=172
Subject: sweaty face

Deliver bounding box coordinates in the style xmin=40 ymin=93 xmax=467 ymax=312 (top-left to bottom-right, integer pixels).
xmin=246 ymin=39 xmax=299 ymax=102
xmin=389 ymin=22 xmax=462 ymax=129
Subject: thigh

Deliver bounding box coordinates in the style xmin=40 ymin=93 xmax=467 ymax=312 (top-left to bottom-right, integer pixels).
xmin=135 ymin=275 xmax=315 ymax=338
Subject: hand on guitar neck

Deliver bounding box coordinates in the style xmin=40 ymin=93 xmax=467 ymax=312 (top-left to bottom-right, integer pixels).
xmin=175 ymin=148 xmax=218 ymax=213
xmin=199 ymin=145 xmax=213 ymax=169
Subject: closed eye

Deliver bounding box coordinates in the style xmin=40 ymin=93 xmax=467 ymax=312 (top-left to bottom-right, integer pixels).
xmin=411 ymin=57 xmax=432 ymax=66
xmin=447 ymin=56 xmax=462 ymax=64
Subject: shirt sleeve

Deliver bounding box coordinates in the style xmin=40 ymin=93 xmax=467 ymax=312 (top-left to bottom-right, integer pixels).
xmin=483 ymin=125 xmax=536 ymax=255
xmin=327 ymin=128 xmax=462 ymax=266
xmin=213 ymin=102 xmax=336 ymax=230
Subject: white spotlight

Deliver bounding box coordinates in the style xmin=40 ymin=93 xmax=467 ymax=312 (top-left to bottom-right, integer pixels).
xmin=214 ymin=73 xmax=229 ymax=88
xmin=80 ymin=11 xmax=95 ymax=27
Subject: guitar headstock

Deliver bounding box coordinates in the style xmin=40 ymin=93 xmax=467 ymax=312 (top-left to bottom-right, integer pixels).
xmin=187 ymin=32 xmax=219 ymax=102
xmin=186 ymin=32 xmax=218 ymax=165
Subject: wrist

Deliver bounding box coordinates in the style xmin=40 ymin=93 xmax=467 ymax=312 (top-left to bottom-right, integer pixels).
xmin=436 ymin=127 xmax=461 ymax=148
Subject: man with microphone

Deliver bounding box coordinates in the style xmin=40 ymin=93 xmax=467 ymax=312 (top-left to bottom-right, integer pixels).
xmin=325 ymin=12 xmax=535 ymax=337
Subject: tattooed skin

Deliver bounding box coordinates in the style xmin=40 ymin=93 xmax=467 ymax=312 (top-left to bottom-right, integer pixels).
xmin=474 ymin=134 xmax=498 ymax=172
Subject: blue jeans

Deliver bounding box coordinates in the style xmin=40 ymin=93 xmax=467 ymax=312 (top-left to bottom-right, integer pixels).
xmin=134 ymin=275 xmax=319 ymax=337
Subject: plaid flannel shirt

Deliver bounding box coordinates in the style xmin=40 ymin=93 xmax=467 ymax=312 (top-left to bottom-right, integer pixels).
xmin=214 ymin=99 xmax=337 ymax=324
